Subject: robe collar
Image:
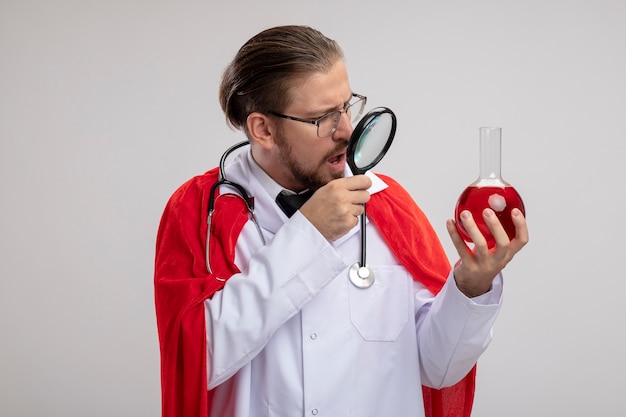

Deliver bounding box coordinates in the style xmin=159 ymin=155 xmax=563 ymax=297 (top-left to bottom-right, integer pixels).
xmin=221 ymin=148 xmax=388 ymax=235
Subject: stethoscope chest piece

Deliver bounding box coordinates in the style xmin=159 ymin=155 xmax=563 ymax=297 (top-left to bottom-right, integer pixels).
xmin=349 ymin=262 xmax=375 ymax=289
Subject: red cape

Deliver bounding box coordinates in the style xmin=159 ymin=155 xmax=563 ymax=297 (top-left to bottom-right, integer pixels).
xmin=154 ymin=168 xmax=476 ymax=417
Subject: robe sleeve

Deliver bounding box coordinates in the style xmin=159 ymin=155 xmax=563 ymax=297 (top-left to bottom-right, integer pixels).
xmin=368 ymin=173 xmax=477 ymax=417
xmin=154 ymin=168 xmax=249 ymax=417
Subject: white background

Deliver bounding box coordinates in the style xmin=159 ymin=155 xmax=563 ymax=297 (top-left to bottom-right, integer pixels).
xmin=1 ymin=0 xmax=625 ymax=416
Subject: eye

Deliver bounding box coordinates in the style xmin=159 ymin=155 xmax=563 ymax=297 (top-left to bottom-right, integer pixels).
xmin=318 ymin=111 xmax=339 ymax=125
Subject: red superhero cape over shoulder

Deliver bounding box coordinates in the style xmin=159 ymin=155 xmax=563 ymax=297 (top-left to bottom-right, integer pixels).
xmin=154 ymin=167 xmax=249 ymax=417
xmin=154 ymin=169 xmax=475 ymax=417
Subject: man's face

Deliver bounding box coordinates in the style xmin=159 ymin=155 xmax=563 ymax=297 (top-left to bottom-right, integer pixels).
xmin=270 ymin=60 xmax=354 ymax=192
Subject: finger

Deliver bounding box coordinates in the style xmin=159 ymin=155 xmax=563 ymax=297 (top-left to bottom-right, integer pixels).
xmin=482 ymin=208 xmax=510 ymax=256
xmin=335 ymin=190 xmax=369 ymax=208
xmin=509 ymin=208 xmax=529 ymax=253
xmin=446 ymin=218 xmax=472 ymax=259
xmin=352 ymin=202 xmax=366 ymax=218
xmin=351 ymin=189 xmax=371 ymax=205
xmin=345 ymin=174 xmax=372 ymax=191
xmin=459 ymin=210 xmax=488 ymax=253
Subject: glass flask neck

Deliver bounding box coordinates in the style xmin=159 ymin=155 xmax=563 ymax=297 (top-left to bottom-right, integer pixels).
xmin=476 ymin=127 xmax=506 ymax=185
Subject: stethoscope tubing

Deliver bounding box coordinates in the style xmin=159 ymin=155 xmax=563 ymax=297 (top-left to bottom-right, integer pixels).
xmin=205 ymin=141 xmax=266 ymax=275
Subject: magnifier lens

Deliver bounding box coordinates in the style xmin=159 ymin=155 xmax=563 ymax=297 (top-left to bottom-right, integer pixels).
xmin=353 ymin=113 xmax=394 ymax=169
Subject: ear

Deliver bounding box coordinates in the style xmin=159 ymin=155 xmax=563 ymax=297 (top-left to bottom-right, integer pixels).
xmin=247 ymin=112 xmax=277 ymax=150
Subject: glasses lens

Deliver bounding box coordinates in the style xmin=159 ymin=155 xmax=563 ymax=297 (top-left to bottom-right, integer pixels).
xmin=317 ymin=112 xmax=341 ymax=137
xmin=316 ymin=95 xmax=367 ymax=137
xmin=348 ymin=97 xmax=366 ymax=124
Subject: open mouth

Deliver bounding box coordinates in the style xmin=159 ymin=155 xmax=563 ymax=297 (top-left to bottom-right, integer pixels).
xmin=328 ymin=152 xmax=345 ymax=165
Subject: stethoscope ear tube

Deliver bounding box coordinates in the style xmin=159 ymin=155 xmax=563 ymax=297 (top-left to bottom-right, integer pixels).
xmin=219 ymin=141 xmax=251 ymax=177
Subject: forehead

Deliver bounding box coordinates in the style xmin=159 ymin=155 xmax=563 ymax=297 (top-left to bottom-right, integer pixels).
xmin=285 ymin=60 xmax=352 ymax=114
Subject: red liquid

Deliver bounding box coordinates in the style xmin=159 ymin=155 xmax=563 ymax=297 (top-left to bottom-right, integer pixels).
xmin=454 ymin=185 xmax=525 ymax=247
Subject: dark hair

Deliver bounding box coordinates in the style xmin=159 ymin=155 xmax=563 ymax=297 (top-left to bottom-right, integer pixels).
xmin=219 ymin=25 xmax=344 ymax=136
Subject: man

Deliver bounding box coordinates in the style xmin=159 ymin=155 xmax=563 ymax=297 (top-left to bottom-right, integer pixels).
xmin=154 ymin=25 xmax=528 ymax=417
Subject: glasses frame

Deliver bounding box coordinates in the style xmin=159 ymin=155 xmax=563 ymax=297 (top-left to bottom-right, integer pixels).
xmin=269 ymin=93 xmax=367 ymax=138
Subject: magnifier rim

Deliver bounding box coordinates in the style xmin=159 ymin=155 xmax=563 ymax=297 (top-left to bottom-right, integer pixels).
xmin=347 ymin=107 xmax=397 ymax=175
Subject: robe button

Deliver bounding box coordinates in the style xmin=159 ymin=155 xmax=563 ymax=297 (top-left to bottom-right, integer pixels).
xmin=311 ymin=409 xmax=319 ymax=415
xmin=310 ymin=332 xmax=317 ymax=340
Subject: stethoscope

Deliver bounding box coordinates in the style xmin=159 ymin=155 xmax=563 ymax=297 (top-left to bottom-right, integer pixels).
xmin=206 ymin=107 xmax=397 ymax=289
xmin=205 ymin=140 xmax=266 ymax=276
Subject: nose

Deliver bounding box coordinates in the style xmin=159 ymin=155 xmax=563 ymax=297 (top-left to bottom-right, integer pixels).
xmin=331 ymin=111 xmax=353 ymax=141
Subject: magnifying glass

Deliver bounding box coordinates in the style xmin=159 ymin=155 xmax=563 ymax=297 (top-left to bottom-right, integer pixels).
xmin=346 ymin=107 xmax=397 ymax=288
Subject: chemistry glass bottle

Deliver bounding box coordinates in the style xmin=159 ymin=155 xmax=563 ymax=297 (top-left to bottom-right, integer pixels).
xmin=454 ymin=127 xmax=525 ymax=247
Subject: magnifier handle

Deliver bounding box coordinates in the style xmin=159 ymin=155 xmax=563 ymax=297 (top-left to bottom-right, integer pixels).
xmin=359 ymin=204 xmax=367 ymax=267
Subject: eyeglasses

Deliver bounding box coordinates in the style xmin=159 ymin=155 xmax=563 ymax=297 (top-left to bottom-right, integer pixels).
xmin=269 ymin=93 xmax=367 ymax=138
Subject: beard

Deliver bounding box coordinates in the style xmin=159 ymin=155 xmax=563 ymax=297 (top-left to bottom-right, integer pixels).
xmin=275 ymin=129 xmax=347 ymax=191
